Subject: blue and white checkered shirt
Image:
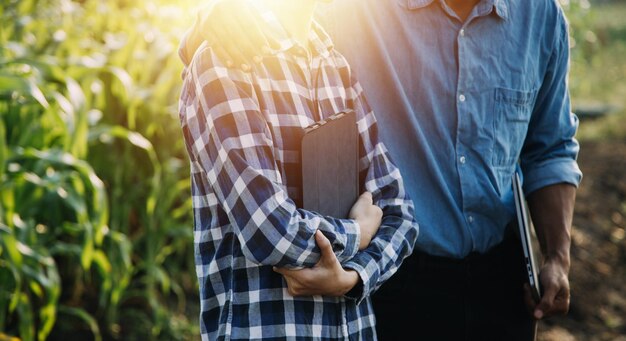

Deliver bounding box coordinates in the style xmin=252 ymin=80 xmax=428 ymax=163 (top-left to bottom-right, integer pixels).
xmin=178 ymin=7 xmax=418 ymax=340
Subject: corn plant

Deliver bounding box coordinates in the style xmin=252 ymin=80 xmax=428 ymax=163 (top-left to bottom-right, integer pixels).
xmin=1 ymin=0 xmax=198 ymax=339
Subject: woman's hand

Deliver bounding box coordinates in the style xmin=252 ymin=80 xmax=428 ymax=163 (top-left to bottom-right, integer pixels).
xmin=185 ymin=0 xmax=276 ymax=70
xmin=350 ymin=192 xmax=383 ymax=250
xmin=273 ymin=230 xmax=360 ymax=297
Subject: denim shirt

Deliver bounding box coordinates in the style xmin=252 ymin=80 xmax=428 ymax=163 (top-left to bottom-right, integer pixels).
xmin=317 ymin=0 xmax=582 ymax=258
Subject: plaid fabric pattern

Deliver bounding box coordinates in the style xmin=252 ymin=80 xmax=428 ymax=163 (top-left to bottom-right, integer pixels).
xmin=178 ymin=7 xmax=418 ymax=341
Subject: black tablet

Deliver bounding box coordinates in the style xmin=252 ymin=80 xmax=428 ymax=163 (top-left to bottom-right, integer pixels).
xmin=512 ymin=171 xmax=542 ymax=303
xmin=300 ymin=111 xmax=359 ymax=218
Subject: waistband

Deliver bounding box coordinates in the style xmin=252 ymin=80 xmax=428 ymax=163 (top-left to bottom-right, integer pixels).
xmin=410 ymin=234 xmax=522 ymax=277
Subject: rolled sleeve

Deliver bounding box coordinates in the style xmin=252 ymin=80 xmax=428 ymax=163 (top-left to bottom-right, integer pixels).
xmin=520 ymin=11 xmax=582 ymax=195
xmin=522 ymin=158 xmax=582 ymax=194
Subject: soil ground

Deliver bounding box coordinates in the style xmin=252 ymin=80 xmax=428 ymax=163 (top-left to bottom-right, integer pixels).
xmin=538 ymin=139 xmax=626 ymax=341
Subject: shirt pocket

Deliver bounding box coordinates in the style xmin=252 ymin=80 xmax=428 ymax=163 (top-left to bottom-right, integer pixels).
xmin=492 ymin=87 xmax=536 ymax=167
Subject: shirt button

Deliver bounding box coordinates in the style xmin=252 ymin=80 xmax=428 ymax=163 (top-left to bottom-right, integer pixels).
xmin=460 ymin=29 xmax=466 ymax=37
xmin=468 ymin=215 xmax=474 ymax=223
xmin=459 ymin=156 xmax=466 ymax=164
xmin=459 ymin=94 xmax=466 ymax=102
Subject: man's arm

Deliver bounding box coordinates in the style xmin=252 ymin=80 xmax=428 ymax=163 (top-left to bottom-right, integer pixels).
xmin=519 ymin=8 xmax=582 ymax=319
xmin=525 ymin=183 xmax=576 ymax=319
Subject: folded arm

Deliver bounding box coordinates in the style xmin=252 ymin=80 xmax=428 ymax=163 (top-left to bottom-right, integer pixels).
xmin=180 ymin=46 xmax=362 ymax=268
xmin=276 ymin=72 xmax=419 ymax=302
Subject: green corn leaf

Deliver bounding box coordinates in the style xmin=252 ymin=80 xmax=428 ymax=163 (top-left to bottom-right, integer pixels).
xmin=48 ymin=241 xmax=82 ymax=257
xmin=0 ymin=74 xmax=27 ymax=94
xmin=0 ymin=227 xmax=23 ymax=268
xmin=0 ymin=225 xmax=23 ymax=314
xmin=57 ymin=306 xmax=102 ymax=341
xmin=0 ymin=267 xmax=13 ymax=331
xmin=0 ymin=116 xmax=6 ymax=181
xmin=0 ymin=184 xmax=14 ymax=225
xmin=38 ymin=303 xmax=57 ymax=341
xmin=65 ymin=76 xmax=86 ymax=114
xmin=38 ymin=259 xmax=60 ymax=341
xmin=65 ymin=77 xmax=88 ymax=158
xmin=80 ymin=223 xmax=94 ymax=270
xmin=87 ymin=127 xmax=161 ymax=222
xmin=91 ymin=249 xmax=112 ymax=307
xmin=0 ymin=71 xmax=49 ymax=109
xmin=107 ymin=66 xmax=134 ymax=103
xmin=7 ymin=148 xmax=109 ymax=264
xmin=8 ymin=56 xmax=66 ymax=83
xmin=25 ymin=268 xmax=44 ymax=298
xmin=80 ymin=222 xmax=94 ymax=270
xmin=13 ymin=235 xmax=60 ymax=341
xmin=153 ymin=266 xmax=171 ymax=294
xmin=26 ymin=80 xmax=49 ymax=109
xmin=51 ymin=91 xmax=75 ymax=131
xmin=16 ymin=293 xmax=34 ymax=341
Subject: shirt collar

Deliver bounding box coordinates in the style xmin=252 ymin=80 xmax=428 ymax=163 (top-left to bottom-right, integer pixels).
xmin=493 ymin=0 xmax=509 ymax=20
xmin=251 ymin=1 xmax=333 ymax=58
xmin=480 ymin=0 xmax=508 ymax=20
xmin=399 ymin=0 xmax=509 ymax=21
xmin=399 ymin=0 xmax=435 ymax=10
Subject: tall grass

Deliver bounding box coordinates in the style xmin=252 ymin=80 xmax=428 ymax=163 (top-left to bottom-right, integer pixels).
xmin=0 ymin=0 xmax=198 ymax=339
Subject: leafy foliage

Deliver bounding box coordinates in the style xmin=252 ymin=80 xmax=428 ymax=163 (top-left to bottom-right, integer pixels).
xmin=0 ymin=0 xmax=198 ymax=339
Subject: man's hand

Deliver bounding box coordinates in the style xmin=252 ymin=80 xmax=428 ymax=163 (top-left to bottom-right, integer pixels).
xmin=524 ymin=258 xmax=570 ymax=319
xmin=273 ymin=230 xmax=360 ymax=297
xmin=349 ymin=192 xmax=383 ymax=250
xmin=185 ymin=0 xmax=275 ymax=70
xmin=526 ymin=183 xmax=576 ymax=320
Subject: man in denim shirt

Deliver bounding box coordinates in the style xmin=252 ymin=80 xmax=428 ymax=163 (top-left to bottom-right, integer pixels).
xmin=182 ymin=0 xmax=582 ymax=339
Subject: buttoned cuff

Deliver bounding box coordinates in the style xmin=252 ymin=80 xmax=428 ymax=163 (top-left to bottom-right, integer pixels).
xmin=522 ymin=158 xmax=583 ymax=195
xmin=342 ymin=252 xmax=380 ymax=305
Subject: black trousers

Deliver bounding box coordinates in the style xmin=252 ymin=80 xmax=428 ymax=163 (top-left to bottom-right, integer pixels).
xmin=372 ymin=236 xmax=536 ymax=341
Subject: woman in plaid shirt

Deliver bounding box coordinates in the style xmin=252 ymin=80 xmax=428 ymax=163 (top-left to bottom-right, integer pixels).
xmin=178 ymin=0 xmax=418 ymax=339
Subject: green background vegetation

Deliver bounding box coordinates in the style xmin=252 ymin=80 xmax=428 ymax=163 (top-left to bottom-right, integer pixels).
xmin=0 ymin=0 xmax=623 ymax=340
xmin=1 ymin=0 xmax=197 ymax=339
